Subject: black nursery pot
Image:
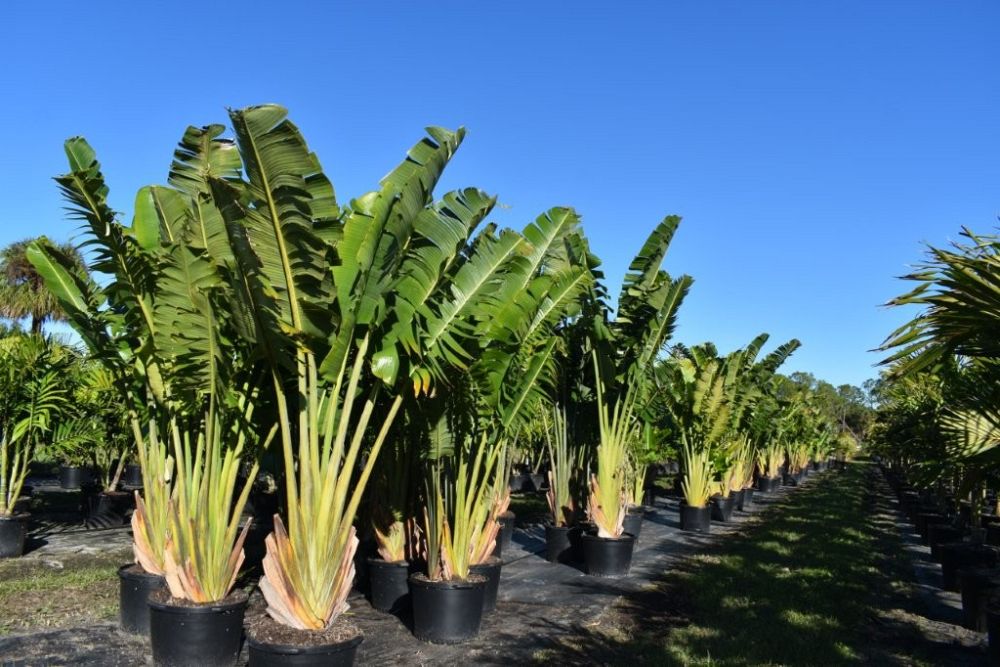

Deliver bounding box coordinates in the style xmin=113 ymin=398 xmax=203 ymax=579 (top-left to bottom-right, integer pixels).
xmin=90 ymin=491 xmax=135 ymax=520
xmin=679 ymin=503 xmax=711 ymax=533
xmin=732 ymin=489 xmax=745 ymax=512
xmin=118 ymin=564 xmax=165 ymax=635
xmin=409 ymin=574 xmax=487 ymax=644
xmin=739 ymin=488 xmax=755 ymax=511
xmin=366 ymin=558 xmax=411 ymax=613
xmin=710 ymin=495 xmax=735 ymax=522
xmin=0 ymin=514 xmax=27 ymax=558
xmin=623 ymin=508 xmax=644 ymax=543
xmin=248 ymin=633 xmax=363 ymax=667
xmin=940 ymin=543 xmax=999 ymax=592
xmin=581 ymin=533 xmax=636 ymax=577
xmin=528 ymin=473 xmax=546 ymax=492
xmin=545 ymin=524 xmax=579 ymax=563
xmin=469 ymin=556 xmax=502 ymax=613
xmin=960 ymin=567 xmax=1000 ymax=632
xmin=493 ymin=511 xmax=515 ymax=558
xmin=148 ymin=590 xmax=247 ymax=667
xmin=59 ymin=465 xmax=88 ymax=490
xmin=757 ymin=477 xmax=779 ymax=493
xmin=122 ymin=463 xmax=143 ymax=487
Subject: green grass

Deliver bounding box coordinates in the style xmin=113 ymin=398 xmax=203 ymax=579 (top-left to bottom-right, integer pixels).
xmin=544 ymin=462 xmax=954 ymax=666
xmin=652 ymin=464 xmax=889 ymax=664
xmin=0 ymin=552 xmax=126 ymax=635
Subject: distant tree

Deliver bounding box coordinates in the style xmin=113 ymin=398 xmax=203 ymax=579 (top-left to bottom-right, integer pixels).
xmin=0 ymin=237 xmax=85 ymax=334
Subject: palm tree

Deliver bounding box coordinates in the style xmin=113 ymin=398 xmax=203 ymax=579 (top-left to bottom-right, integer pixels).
xmin=0 ymin=238 xmax=85 ymax=334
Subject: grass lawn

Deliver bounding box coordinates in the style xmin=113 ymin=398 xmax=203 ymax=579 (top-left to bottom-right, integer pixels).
xmin=0 ymin=549 xmax=128 ymax=636
xmin=545 ymin=462 xmax=976 ymax=666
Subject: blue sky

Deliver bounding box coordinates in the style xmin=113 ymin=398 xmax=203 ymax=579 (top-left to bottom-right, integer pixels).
xmin=2 ymin=1 xmax=998 ymax=387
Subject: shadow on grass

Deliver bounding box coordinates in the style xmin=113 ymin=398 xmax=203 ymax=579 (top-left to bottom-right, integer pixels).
xmin=523 ymin=462 xmax=985 ymax=666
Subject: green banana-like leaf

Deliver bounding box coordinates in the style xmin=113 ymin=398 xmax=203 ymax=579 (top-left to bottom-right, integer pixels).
xmin=25 ymin=243 xmax=124 ymax=373
xmin=133 ymin=186 xmax=192 ymax=249
xmin=323 ymin=127 xmax=466 ymax=384
xmin=617 ymin=215 xmax=681 ymax=319
xmin=168 ymin=125 xmax=242 ymax=265
xmin=228 ymin=105 xmax=334 ymax=338
xmin=168 ymin=124 xmax=243 ymax=196
xmin=152 ymin=243 xmax=225 ymax=404
xmin=56 ymin=138 xmax=159 ymax=359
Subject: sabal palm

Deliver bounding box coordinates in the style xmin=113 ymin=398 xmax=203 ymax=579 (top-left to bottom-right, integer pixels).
xmin=0 ymin=238 xmax=85 ymax=334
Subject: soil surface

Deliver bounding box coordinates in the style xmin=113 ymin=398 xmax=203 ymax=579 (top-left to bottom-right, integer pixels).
xmin=0 ymin=464 xmax=987 ymax=665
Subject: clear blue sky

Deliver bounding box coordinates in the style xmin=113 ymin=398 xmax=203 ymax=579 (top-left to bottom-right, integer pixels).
xmin=2 ymin=1 xmax=998 ymax=387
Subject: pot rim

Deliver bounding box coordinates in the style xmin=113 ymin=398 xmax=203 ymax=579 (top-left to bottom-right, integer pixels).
xmin=580 ymin=532 xmax=636 ymax=544
xmin=0 ymin=513 xmax=29 ymax=522
xmin=366 ymin=556 xmax=409 ymax=568
xmin=408 ymin=573 xmax=487 ymax=589
xmin=544 ymin=522 xmax=577 ymax=531
xmin=469 ymin=555 xmax=502 ymax=570
xmin=246 ymin=632 xmax=363 ymax=655
xmin=117 ymin=563 xmax=166 ymax=581
xmin=679 ymin=501 xmax=710 ymax=510
xmin=148 ymin=590 xmax=248 ymax=614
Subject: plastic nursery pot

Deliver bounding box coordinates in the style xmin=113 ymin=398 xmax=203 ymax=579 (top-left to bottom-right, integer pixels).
xmin=148 ymin=589 xmax=248 ymax=667
xmin=581 ymin=533 xmax=636 ymax=577
xmin=940 ymin=544 xmax=999 ymax=592
xmin=568 ymin=523 xmax=589 ymax=562
xmin=622 ymin=508 xmax=644 ymax=543
xmin=960 ymin=567 xmax=1000 ymax=631
xmin=59 ymin=465 xmax=88 ymax=490
xmin=732 ymin=489 xmax=746 ymax=512
xmin=0 ymin=514 xmax=27 ymax=558
xmin=118 ymin=564 xmax=166 ymax=635
xmin=469 ymin=556 xmax=502 ymax=613
xmin=739 ymin=488 xmax=755 ymax=511
xmin=928 ymin=525 xmax=964 ymax=561
xmin=545 ymin=524 xmax=580 ymax=564
xmin=679 ymin=503 xmax=711 ymax=533
xmin=756 ymin=477 xmax=779 ymax=494
xmin=122 ymin=463 xmax=143 ymax=487
xmin=246 ymin=616 xmax=363 ymax=667
xmin=710 ymin=495 xmax=735 ymax=523
xmin=529 ymin=473 xmax=546 ymax=492
xmin=366 ymin=558 xmax=411 ymax=613
xmin=89 ymin=491 xmax=135 ymax=522
xmin=987 ymin=525 xmax=1000 ymax=548
xmin=493 ymin=510 xmax=515 ymax=559
xmin=409 ymin=573 xmax=487 ymax=644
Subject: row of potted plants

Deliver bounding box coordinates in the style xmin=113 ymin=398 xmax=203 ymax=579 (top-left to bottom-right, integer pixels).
xmin=14 ymin=103 xmax=847 ymax=664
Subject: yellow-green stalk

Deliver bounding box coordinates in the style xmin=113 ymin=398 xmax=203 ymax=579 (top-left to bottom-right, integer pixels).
xmin=544 ymin=405 xmax=575 ymax=527
xmin=681 ymin=441 xmax=712 ymax=508
xmin=589 ymin=354 xmax=637 ymax=538
xmin=261 ymin=335 xmax=404 ymax=629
